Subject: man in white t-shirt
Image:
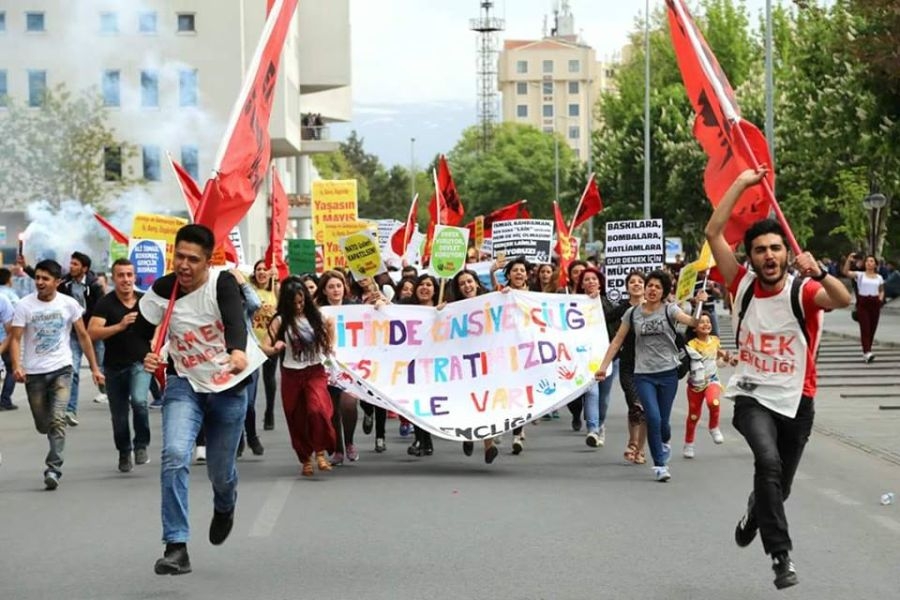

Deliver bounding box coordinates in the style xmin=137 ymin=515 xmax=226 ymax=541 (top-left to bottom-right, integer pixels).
xmin=9 ymin=259 xmax=105 ymax=490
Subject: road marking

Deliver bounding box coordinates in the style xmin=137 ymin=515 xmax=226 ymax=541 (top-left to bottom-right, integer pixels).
xmin=869 ymin=515 xmax=900 ymax=535
xmin=248 ymin=478 xmax=294 ymax=538
xmin=818 ymin=487 xmax=862 ymax=506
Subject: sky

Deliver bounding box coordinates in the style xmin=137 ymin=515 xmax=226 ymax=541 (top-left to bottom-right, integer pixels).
xmin=339 ymin=0 xmax=779 ymax=166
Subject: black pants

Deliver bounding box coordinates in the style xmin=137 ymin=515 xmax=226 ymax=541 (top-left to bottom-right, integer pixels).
xmin=732 ymin=395 xmax=814 ymax=556
xmin=360 ymin=402 xmax=387 ymax=438
xmin=262 ymin=356 xmax=278 ymax=420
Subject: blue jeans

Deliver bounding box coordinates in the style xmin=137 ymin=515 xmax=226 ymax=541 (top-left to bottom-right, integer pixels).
xmin=160 ymin=376 xmax=247 ymax=543
xmin=24 ymin=366 xmax=72 ymax=476
xmin=634 ymin=369 xmax=679 ymax=467
xmin=67 ymin=337 xmax=105 ymax=413
xmin=585 ymin=359 xmax=619 ymax=433
xmin=1 ymin=350 xmax=16 ymax=407
xmin=105 ymin=363 xmax=152 ymax=454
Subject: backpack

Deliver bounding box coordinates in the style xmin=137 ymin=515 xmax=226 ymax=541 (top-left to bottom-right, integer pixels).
xmin=629 ymin=305 xmax=691 ymax=379
xmin=735 ymin=276 xmax=808 ymax=349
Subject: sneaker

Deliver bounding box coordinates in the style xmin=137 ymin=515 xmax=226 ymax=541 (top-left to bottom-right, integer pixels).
xmin=585 ymin=431 xmax=601 ymax=448
xmin=375 ymin=437 xmax=386 ymax=453
xmin=248 ymin=438 xmax=265 ymax=456
xmin=864 ymin=352 xmax=875 ymax=364
xmin=597 ymin=425 xmax=606 ymax=447
xmin=331 ymin=451 xmax=344 ymax=466
xmin=43 ymin=470 xmax=60 ymax=490
xmin=772 ymin=552 xmax=798 ymax=589
xmin=0 ymin=403 xmax=19 ymax=411
xmin=571 ymin=415 xmax=582 ymax=432
xmin=93 ymin=393 xmax=108 ymax=404
xmin=661 ymin=442 xmax=671 ymax=465
xmin=64 ymin=412 xmax=79 ymax=427
xmin=155 ymin=543 xmax=192 ymax=575
xmin=484 ymin=445 xmax=499 ymax=464
xmin=135 ymin=448 xmax=150 ymax=465
xmin=735 ymin=494 xmax=758 ymax=547
xmin=209 ymin=509 xmax=234 ymax=545
xmin=552 ymin=410 xmax=560 ymax=419
xmin=710 ymin=428 xmax=725 ymax=444
xmin=149 ymin=397 xmax=164 ymax=409
xmin=346 ymin=444 xmax=359 ymax=462
xmin=263 ymin=413 xmax=274 ymax=431
xmin=194 ymin=446 xmax=206 ymax=464
xmin=118 ymin=453 xmax=134 ymax=473
xmin=399 ymin=423 xmax=412 ymax=437
xmin=654 ymin=466 xmax=671 ymax=482
xmin=541 ymin=413 xmax=553 ymax=422
xmin=362 ymin=414 xmax=374 ymax=434
xmin=512 ymin=435 xmax=525 ymax=455
xmin=683 ymin=444 xmax=695 ymax=459
xmin=462 ymin=441 xmax=474 ymax=456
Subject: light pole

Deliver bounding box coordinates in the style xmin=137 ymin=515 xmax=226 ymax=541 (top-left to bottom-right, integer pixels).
xmin=409 ymin=137 xmax=416 ymax=200
xmin=643 ymin=0 xmax=651 ymax=219
xmin=862 ymin=192 xmax=887 ymax=256
xmin=764 ymin=0 xmax=775 ymax=188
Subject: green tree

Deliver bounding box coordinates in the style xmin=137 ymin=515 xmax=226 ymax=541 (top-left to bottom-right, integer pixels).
xmin=0 ymin=84 xmax=140 ymax=211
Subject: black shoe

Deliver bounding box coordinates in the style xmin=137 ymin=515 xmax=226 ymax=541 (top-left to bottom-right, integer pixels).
xmin=407 ymin=441 xmax=422 ymax=457
xmin=0 ymin=403 xmax=18 ymax=411
xmin=209 ymin=509 xmax=234 ymax=545
xmin=735 ymin=493 xmax=758 ymax=548
xmin=263 ymin=413 xmax=274 ymax=431
xmin=423 ymin=435 xmax=434 ymax=456
xmin=248 ymin=437 xmax=264 ymax=456
xmin=462 ymin=441 xmax=474 ymax=456
xmin=134 ymin=448 xmax=150 ymax=465
xmin=154 ymin=543 xmax=192 ymax=575
xmin=118 ymin=453 xmax=133 ymax=473
xmin=362 ymin=414 xmax=374 ymax=435
xmin=772 ymin=552 xmax=798 ymax=589
xmin=375 ymin=438 xmax=386 ymax=453
xmin=571 ymin=415 xmax=582 ymax=432
xmin=484 ymin=445 xmax=499 ymax=464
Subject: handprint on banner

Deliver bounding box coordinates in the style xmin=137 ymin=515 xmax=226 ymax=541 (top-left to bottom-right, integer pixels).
xmin=574 ymin=374 xmax=585 ymax=386
xmin=575 ymin=345 xmax=589 ymax=353
xmin=537 ymin=379 xmax=557 ymax=395
xmin=557 ymin=365 xmax=577 ymax=380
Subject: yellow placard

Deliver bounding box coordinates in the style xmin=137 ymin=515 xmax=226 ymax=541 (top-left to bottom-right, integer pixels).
xmin=131 ymin=213 xmax=188 ymax=272
xmin=321 ymin=220 xmax=375 ymax=271
xmin=312 ymin=180 xmax=359 ymax=245
xmin=675 ymin=263 xmax=699 ymax=302
xmin=474 ymin=215 xmax=485 ymax=250
xmin=690 ymin=241 xmax=716 ymax=271
xmin=340 ymin=230 xmax=383 ymax=279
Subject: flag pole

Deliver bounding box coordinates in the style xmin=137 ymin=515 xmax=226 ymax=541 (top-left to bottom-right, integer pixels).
xmin=402 ymin=193 xmax=418 ymax=260
xmin=432 ymin=166 xmax=447 ymax=302
xmin=569 ymin=173 xmax=594 ymax=233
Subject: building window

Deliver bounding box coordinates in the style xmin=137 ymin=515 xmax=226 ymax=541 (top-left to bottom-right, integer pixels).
xmin=542 ymin=126 xmax=553 ymax=133
xmin=182 ymin=145 xmax=199 ymax=181
xmin=102 ymin=70 xmax=120 ymax=107
xmin=568 ymin=81 xmax=579 ymax=94
xmin=568 ymin=59 xmax=580 ymax=73
xmin=179 ymin=69 xmax=198 ymax=107
xmin=28 ymin=70 xmax=47 ymax=107
xmin=516 ymin=82 xmax=527 ymax=95
xmin=138 ymin=11 xmax=157 ymax=33
xmin=177 ymin=13 xmax=196 ymax=33
xmin=141 ymin=70 xmax=159 ymax=107
xmin=143 ymin=146 xmax=161 ymax=181
xmin=516 ymin=105 xmax=528 ymax=118
xmin=26 ymin=12 xmax=45 ymax=32
xmin=568 ymin=103 xmax=579 ymax=117
xmin=0 ymin=12 xmax=6 ymax=32
xmin=542 ymin=81 xmax=553 ymax=95
xmin=605 ymin=68 xmax=616 ymax=78
xmin=542 ymin=104 xmax=553 ymax=118
xmin=99 ymin=12 xmax=118 ymax=33
xmin=516 ymin=60 xmax=527 ymax=74
xmin=569 ymin=125 xmax=580 ymax=139
xmin=574 ymin=148 xmax=581 ymax=159
xmin=104 ymin=146 xmax=122 ymax=181
xmin=0 ymin=70 xmax=7 ymax=107
xmin=542 ymin=60 xmax=553 ymax=74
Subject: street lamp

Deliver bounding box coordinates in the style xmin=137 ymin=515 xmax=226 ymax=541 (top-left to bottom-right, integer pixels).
xmin=862 ymin=192 xmax=887 ymax=256
xmin=410 ymin=137 xmax=416 ymax=200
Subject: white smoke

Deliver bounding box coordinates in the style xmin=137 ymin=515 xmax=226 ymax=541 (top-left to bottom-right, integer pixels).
xmin=23 ymin=200 xmax=107 ymax=270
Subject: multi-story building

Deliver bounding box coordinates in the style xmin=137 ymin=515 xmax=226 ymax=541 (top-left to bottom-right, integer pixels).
xmin=497 ymin=1 xmax=617 ymax=164
xmin=0 ymin=0 xmax=351 ymax=264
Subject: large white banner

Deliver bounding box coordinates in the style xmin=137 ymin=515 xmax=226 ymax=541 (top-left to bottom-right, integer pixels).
xmin=604 ymin=219 xmax=664 ymax=302
xmin=323 ymin=291 xmax=609 ymax=441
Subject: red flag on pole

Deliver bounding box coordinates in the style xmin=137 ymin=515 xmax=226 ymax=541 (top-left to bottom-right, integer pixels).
xmin=554 ymin=202 xmax=575 ymax=289
xmin=465 ymin=199 xmax=528 ymax=239
xmin=666 ymin=0 xmax=798 ymax=253
xmin=264 ymin=167 xmax=289 ymax=280
xmin=93 ymin=213 xmax=129 ymax=245
xmin=391 ymin=194 xmax=419 ymax=257
xmin=424 ymin=155 xmax=464 ymax=262
xmin=569 ymin=174 xmax=603 ymax=231
xmin=192 ymin=0 xmax=298 ymax=249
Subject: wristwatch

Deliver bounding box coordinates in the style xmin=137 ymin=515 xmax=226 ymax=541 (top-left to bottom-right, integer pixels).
xmin=810 ymin=262 xmax=828 ymax=281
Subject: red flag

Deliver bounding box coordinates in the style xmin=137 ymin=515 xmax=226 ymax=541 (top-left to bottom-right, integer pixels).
xmin=554 ymin=202 xmax=575 ymax=289
xmin=570 ymin=175 xmax=603 ymax=230
xmin=391 ymin=194 xmax=419 ymax=257
xmin=193 ymin=0 xmax=298 ymax=251
xmin=264 ymin=168 xmax=289 ymax=279
xmin=666 ymin=0 xmax=798 ymax=253
xmin=93 ymin=213 xmax=129 ymax=245
xmin=168 ymin=154 xmax=239 ymax=264
xmin=424 ymin=155 xmax=464 ymax=262
xmin=465 ymin=200 xmax=528 ymax=239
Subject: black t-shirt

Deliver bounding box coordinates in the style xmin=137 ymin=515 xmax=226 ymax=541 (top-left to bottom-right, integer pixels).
xmin=93 ymin=291 xmax=151 ymax=368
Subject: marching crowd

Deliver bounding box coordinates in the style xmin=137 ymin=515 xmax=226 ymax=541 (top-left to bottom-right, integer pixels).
xmin=0 ymin=169 xmax=875 ymax=589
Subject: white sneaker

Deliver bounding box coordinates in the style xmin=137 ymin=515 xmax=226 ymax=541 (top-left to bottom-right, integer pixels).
xmin=597 ymin=425 xmax=606 ymax=447
xmin=194 ymin=446 xmax=206 ymax=463
xmin=864 ymin=352 xmax=875 ymax=363
xmin=93 ymin=393 xmax=108 ymax=404
xmin=585 ymin=431 xmax=601 ymax=448
xmin=512 ymin=436 xmax=525 ymax=455
xmin=683 ymin=444 xmax=695 ymax=459
xmin=654 ymin=466 xmax=671 ymax=482
xmin=710 ymin=428 xmax=725 ymax=444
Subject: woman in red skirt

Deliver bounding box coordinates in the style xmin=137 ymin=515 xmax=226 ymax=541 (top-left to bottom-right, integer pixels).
xmin=263 ymin=277 xmax=336 ymax=476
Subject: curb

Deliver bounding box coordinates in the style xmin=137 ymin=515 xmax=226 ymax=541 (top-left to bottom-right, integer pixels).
xmin=822 ymin=329 xmax=900 ymax=349
xmin=813 ymin=424 xmax=900 ymax=467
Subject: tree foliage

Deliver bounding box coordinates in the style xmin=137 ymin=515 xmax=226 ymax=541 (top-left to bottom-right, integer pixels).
xmin=0 ymin=84 xmax=140 ymax=211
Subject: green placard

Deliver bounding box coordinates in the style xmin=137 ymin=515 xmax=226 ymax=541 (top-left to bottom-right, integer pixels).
xmin=431 ymin=225 xmax=469 ymax=279
xmin=110 ymin=240 xmax=129 ymax=266
xmin=287 ymin=239 xmax=316 ymax=274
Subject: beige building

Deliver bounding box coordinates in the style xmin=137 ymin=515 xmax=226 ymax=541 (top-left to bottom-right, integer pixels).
xmin=497 ymin=5 xmax=617 ymax=164
xmin=0 ymin=0 xmax=351 ymax=264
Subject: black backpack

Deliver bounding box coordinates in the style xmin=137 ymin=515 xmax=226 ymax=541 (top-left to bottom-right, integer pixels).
xmin=629 ymin=305 xmax=691 ymax=379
